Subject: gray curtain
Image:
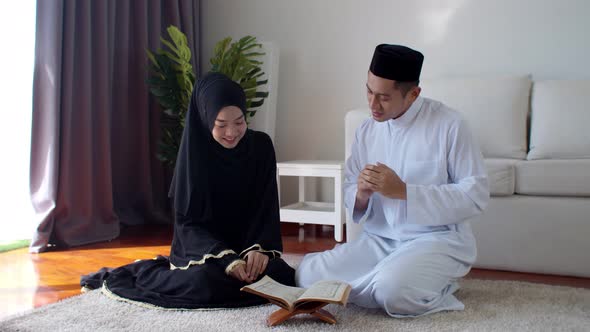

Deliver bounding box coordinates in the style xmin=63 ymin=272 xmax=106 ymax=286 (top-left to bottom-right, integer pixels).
xmin=29 ymin=0 xmax=200 ymax=253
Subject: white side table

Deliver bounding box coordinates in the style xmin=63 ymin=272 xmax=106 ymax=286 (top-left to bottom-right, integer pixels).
xmin=276 ymin=160 xmax=345 ymax=242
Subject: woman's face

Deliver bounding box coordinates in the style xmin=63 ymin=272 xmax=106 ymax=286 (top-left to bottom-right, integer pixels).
xmin=211 ymin=106 xmax=247 ymax=149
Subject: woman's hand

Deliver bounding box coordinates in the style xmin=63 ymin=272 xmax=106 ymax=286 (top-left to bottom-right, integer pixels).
xmin=244 ymin=251 xmax=269 ymax=281
xmin=228 ymin=263 xmax=252 ymax=283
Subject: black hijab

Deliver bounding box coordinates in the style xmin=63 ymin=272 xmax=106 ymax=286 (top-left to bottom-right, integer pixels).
xmin=168 ymin=72 xmax=283 ymax=270
xmin=169 ymin=72 xmax=247 ymax=215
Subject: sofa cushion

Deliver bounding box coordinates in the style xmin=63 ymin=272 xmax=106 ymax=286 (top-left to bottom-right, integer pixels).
xmin=515 ymin=159 xmax=590 ymax=196
xmin=485 ymin=159 xmax=517 ymax=196
xmin=420 ymin=76 xmax=531 ymax=159
xmin=528 ymin=80 xmax=590 ymax=160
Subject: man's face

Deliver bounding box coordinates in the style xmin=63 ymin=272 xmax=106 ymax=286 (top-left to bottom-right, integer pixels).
xmin=366 ymin=71 xmax=420 ymax=122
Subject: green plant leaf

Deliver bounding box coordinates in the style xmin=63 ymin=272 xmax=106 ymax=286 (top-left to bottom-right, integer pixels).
xmin=146 ymin=50 xmax=159 ymax=68
xmin=160 ymin=38 xmax=179 ymax=54
xmin=244 ymin=52 xmax=265 ymax=57
xmin=145 ymin=25 xmax=196 ymax=167
xmin=149 ymin=87 xmax=172 ymax=97
xmin=250 ymin=99 xmax=264 ymax=108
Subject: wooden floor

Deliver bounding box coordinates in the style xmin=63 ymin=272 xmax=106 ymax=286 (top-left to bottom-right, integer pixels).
xmin=1 ymin=223 xmax=589 ymax=320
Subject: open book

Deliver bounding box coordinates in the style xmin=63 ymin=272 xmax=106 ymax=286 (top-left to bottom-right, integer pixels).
xmin=240 ymin=275 xmax=351 ymax=312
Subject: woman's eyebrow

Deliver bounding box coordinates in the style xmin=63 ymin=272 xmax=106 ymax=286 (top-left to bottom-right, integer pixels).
xmin=216 ymin=114 xmax=244 ymax=122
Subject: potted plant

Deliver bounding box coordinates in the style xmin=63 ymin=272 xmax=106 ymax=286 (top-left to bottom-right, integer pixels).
xmin=210 ymin=36 xmax=269 ymax=122
xmin=146 ymin=26 xmax=269 ymax=168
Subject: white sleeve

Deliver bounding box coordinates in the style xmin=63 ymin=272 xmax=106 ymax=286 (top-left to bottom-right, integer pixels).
xmin=405 ymin=119 xmax=490 ymax=226
xmin=344 ymin=127 xmax=373 ymax=224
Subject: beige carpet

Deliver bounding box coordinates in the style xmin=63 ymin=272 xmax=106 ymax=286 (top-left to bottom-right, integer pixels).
xmin=1 ymin=277 xmax=589 ymax=331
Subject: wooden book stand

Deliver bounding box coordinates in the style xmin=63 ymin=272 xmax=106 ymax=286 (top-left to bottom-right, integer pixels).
xmin=266 ymin=302 xmax=337 ymax=326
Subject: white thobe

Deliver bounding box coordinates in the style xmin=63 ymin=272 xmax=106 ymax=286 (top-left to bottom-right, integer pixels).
xmin=296 ymin=96 xmax=489 ymax=317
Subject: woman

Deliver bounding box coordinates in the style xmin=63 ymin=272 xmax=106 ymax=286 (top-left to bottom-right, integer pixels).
xmin=81 ymin=72 xmax=295 ymax=309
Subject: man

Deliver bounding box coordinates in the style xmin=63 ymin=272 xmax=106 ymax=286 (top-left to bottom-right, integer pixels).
xmin=295 ymin=44 xmax=489 ymax=317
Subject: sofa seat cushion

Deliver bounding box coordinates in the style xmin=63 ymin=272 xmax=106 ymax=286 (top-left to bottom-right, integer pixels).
xmin=515 ymin=159 xmax=590 ymax=196
xmin=485 ymin=159 xmax=517 ymax=196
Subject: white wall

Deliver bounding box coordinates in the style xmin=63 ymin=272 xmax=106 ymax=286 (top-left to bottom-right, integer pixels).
xmin=201 ymin=0 xmax=590 ymax=200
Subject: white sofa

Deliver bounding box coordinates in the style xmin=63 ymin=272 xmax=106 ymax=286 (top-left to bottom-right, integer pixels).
xmin=344 ymin=77 xmax=590 ymax=278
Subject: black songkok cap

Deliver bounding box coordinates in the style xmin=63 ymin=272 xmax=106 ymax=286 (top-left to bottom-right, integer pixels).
xmin=369 ymin=44 xmax=424 ymax=82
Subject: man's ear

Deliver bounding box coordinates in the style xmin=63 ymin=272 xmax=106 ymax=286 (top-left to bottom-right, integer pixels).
xmin=407 ymin=86 xmax=421 ymax=102
xmin=413 ymin=86 xmax=422 ymax=98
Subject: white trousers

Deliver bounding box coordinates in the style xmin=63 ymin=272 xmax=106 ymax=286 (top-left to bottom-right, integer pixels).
xmin=295 ymin=230 xmax=476 ymax=317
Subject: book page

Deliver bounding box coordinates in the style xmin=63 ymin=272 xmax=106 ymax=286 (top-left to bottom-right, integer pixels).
xmin=243 ymin=276 xmax=306 ymax=307
xmin=297 ymin=280 xmax=350 ymax=303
